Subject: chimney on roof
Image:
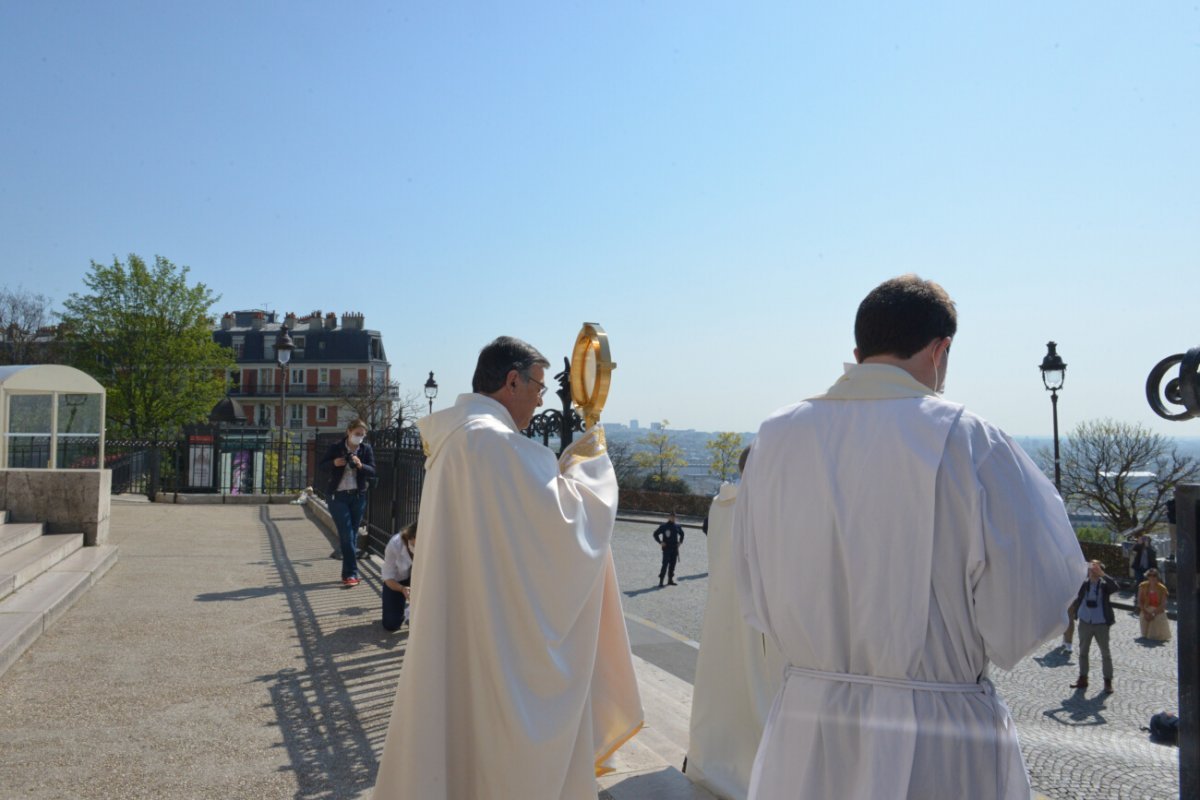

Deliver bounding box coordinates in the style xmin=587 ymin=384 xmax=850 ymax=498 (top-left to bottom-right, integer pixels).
xmin=221 ymin=313 xmax=234 ymax=331
xmin=251 ymin=311 xmax=265 ymax=330
xmin=341 ymin=312 xmax=364 ymax=330
xmin=307 ymin=312 xmax=323 ymax=331
xmin=284 ymin=312 xmax=297 ymax=329
xmin=325 ymin=312 xmax=337 ymax=330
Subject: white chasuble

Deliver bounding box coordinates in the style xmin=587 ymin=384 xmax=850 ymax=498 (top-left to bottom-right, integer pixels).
xmin=372 ymin=393 xmax=642 ymax=800
xmin=733 ymin=364 xmax=1085 ymax=800
xmin=688 ymin=482 xmax=785 ymax=800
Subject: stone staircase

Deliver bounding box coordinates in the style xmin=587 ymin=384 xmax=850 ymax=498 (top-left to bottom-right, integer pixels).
xmin=597 ymin=655 xmax=719 ymax=799
xmin=0 ymin=508 xmax=118 ymax=677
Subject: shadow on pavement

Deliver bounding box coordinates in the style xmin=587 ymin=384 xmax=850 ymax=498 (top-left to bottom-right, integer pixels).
xmin=623 ymin=572 xmax=709 ymax=599
xmin=1043 ymin=692 xmax=1110 ymax=728
xmin=1032 ymin=648 xmax=1074 ymax=669
xmin=250 ymin=505 xmax=403 ymax=799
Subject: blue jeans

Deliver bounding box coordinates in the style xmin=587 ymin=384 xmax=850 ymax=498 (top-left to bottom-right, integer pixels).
xmin=382 ymin=582 xmax=408 ymax=631
xmin=329 ymin=491 xmax=367 ymax=579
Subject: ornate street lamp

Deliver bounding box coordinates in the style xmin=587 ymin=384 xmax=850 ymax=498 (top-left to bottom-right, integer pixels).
xmin=274 ymin=325 xmax=295 ymax=491
xmin=1039 ymin=341 xmax=1066 ymax=493
xmin=424 ymin=371 xmax=438 ymax=415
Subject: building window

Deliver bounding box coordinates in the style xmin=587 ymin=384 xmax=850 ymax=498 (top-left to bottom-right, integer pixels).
xmin=290 ymin=405 xmax=303 ymax=423
xmin=291 ymin=368 xmax=304 ymax=385
xmin=229 ymin=371 xmax=241 ymax=393
xmin=293 ymin=335 xmax=305 ymax=349
xmin=258 ymin=405 xmax=271 ymax=425
xmin=319 ymin=368 xmax=329 ymax=387
xmin=231 ymin=336 xmax=244 ymax=360
xmin=259 ymin=368 xmax=275 ymax=389
xmin=317 ymin=407 xmax=328 ymax=422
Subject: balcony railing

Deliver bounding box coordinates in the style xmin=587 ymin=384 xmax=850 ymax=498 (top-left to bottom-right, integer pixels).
xmin=225 ymin=380 xmax=398 ymax=399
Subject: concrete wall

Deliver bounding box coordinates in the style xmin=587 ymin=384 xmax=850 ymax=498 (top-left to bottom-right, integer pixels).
xmin=0 ymin=469 xmax=112 ymax=546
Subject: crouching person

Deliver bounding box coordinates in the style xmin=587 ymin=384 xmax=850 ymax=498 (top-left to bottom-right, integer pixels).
xmin=381 ymin=523 xmax=416 ymax=632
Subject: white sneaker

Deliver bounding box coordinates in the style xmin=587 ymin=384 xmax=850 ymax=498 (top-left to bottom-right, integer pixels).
xmin=1064 ymin=644 xmax=1073 ymax=654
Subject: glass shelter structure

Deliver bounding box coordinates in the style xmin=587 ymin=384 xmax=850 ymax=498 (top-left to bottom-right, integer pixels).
xmin=0 ymin=365 xmax=106 ymax=470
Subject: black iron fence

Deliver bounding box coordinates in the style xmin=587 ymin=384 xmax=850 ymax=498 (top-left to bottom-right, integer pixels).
xmin=6 ymin=414 xmax=431 ymax=556
xmin=6 ymin=434 xmax=104 ymax=470
xmin=357 ymin=425 xmax=426 ymax=554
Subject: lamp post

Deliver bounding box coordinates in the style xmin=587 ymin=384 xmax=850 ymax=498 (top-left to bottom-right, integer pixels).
xmin=1039 ymin=341 xmax=1066 ymax=493
xmin=424 ymin=371 xmax=438 ymax=415
xmin=275 ymin=325 xmax=295 ymax=492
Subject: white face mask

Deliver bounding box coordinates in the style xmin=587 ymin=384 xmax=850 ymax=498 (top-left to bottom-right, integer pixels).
xmin=932 ymin=342 xmax=948 ymax=395
xmin=349 ymin=434 xmax=365 ymax=446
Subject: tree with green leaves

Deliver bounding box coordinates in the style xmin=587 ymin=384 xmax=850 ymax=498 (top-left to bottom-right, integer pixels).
xmin=1048 ymin=418 xmax=1200 ymax=536
xmin=706 ymin=431 xmax=745 ymax=484
xmin=634 ymin=420 xmax=689 ymax=492
xmin=60 ymin=254 xmax=234 ymax=439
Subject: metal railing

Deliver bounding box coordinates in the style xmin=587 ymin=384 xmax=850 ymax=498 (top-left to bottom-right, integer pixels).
xmin=5 ymin=434 xmax=104 ymax=470
xmin=225 ymin=380 xmax=398 ymax=399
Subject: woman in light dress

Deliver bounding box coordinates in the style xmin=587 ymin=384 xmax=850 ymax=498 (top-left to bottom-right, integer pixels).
xmin=1137 ymin=568 xmax=1171 ymax=641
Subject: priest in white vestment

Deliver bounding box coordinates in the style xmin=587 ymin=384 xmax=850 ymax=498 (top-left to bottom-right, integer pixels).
xmin=687 ymin=461 xmax=785 ymax=800
xmin=372 ymin=337 xmax=642 ymax=800
xmin=733 ymin=276 xmax=1086 ymax=800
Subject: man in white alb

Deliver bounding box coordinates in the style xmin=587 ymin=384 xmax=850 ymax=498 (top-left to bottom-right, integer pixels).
xmin=688 ymin=447 xmax=784 ymax=800
xmin=733 ymin=275 xmax=1086 ymax=799
xmin=372 ymin=336 xmax=642 ymax=800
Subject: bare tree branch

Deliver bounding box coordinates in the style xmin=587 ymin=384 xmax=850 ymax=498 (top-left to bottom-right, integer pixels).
xmin=0 ymin=286 xmax=57 ymax=365
xmin=1046 ymin=418 xmax=1200 ymax=536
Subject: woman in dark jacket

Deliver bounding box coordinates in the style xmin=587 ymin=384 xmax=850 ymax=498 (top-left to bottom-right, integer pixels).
xmin=319 ymin=418 xmax=376 ymax=586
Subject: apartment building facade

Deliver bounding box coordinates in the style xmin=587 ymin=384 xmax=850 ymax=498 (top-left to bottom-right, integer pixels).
xmin=212 ymin=310 xmax=394 ymax=432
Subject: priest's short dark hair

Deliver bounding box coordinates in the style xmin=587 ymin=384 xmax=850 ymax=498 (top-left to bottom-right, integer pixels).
xmin=855 ymin=274 xmax=957 ymax=360
xmin=472 ymin=336 xmax=550 ymax=394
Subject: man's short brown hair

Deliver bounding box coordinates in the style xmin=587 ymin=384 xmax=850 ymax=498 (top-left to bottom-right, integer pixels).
xmin=471 ymin=336 xmax=550 ymax=394
xmin=854 ymin=274 xmax=957 ymax=360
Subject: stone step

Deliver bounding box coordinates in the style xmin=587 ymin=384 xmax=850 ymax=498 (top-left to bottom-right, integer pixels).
xmin=0 ymin=533 xmax=83 ymax=602
xmin=0 ymin=522 xmax=45 ymax=558
xmin=0 ymin=611 xmax=41 ymax=681
xmin=597 ymin=655 xmax=719 ymax=799
xmin=0 ymin=544 xmax=118 ymax=678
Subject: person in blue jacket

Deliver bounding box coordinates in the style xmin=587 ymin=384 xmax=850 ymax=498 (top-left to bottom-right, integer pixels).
xmin=319 ymin=418 xmax=376 ymax=586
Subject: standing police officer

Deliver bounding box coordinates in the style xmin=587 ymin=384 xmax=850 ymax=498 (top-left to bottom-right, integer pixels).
xmin=654 ymin=512 xmax=686 ymax=587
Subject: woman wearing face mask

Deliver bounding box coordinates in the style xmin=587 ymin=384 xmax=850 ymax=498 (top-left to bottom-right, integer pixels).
xmin=320 ymin=419 xmax=376 ymax=586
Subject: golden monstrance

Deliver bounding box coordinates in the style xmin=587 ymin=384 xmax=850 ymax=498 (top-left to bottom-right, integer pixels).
xmin=570 ymin=322 xmax=616 ymax=429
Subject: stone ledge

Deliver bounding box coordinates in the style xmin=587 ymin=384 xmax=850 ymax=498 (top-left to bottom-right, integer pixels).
xmin=0 ymin=611 xmax=42 ymax=678
xmin=154 ymin=493 xmax=309 ymax=505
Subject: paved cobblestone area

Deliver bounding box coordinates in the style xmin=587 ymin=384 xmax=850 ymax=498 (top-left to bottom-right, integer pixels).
xmin=991 ymin=611 xmax=1179 ymax=800
xmin=612 ymin=515 xmax=1183 ymax=800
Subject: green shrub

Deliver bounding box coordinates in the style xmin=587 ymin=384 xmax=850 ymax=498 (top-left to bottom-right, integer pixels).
xmin=1075 ymin=526 xmax=1113 ymax=544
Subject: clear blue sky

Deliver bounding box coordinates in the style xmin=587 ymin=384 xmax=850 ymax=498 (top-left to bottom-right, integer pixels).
xmin=2 ymin=2 xmax=1197 ymax=437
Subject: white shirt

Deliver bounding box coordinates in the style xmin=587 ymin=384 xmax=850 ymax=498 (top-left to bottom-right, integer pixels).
xmin=335 ymin=445 xmax=360 ymax=492
xmin=733 ymin=364 xmax=1086 ymax=800
xmin=381 ymin=533 xmax=412 ymax=585
xmin=1076 ymin=581 xmax=1107 ymax=624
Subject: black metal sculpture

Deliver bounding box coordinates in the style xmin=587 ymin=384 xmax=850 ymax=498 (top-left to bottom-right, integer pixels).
xmin=1146 ymin=346 xmax=1200 ymax=421
xmin=1146 ymin=344 xmax=1200 ymax=797
xmin=523 ymin=357 xmax=584 ymax=454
